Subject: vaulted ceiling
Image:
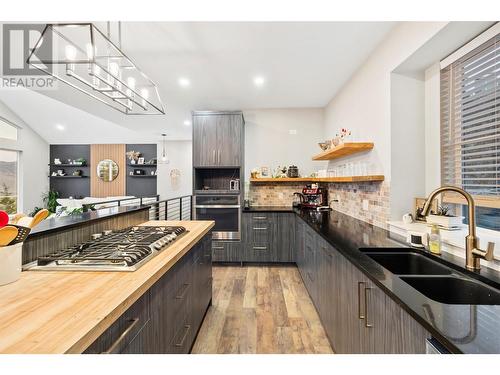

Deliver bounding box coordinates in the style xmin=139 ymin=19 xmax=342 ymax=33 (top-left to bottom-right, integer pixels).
xmin=0 ymin=22 xmax=396 ymax=143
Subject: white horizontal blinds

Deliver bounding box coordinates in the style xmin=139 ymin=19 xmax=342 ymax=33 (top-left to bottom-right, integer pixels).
xmin=441 ymin=32 xmax=500 ymax=199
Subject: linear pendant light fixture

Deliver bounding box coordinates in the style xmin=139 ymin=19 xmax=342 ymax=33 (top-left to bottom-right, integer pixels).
xmin=27 ymin=23 xmax=165 ymax=115
xmin=160 ymin=133 xmax=170 ymax=164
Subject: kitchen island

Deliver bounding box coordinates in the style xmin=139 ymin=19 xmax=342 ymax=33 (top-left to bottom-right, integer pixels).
xmin=0 ymin=220 xmax=214 ymax=354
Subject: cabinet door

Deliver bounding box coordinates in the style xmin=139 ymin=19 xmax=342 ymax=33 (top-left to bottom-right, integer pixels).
xmin=84 ymin=290 xmax=152 ymax=354
xmin=274 ymin=213 xmax=296 ymax=262
xmin=193 ymin=115 xmax=218 ymax=167
xmin=334 ymin=255 xmax=364 ymax=353
xmin=383 ymin=296 xmax=429 ymax=353
xmin=217 ymin=114 xmax=243 ymax=166
xmin=212 ymin=240 xmax=243 ymax=262
xmin=359 ymin=280 xmax=386 ymax=354
xmin=295 ymin=220 xmax=306 ymax=275
xmin=303 ymin=227 xmax=317 ymax=298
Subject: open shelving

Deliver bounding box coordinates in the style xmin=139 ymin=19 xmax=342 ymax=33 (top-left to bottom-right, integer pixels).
xmin=250 ymin=175 xmax=384 ymax=183
xmin=312 ymin=142 xmax=374 ymax=161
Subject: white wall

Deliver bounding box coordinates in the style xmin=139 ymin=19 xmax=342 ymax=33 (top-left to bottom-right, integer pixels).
xmin=323 ymin=22 xmax=448 ymax=182
xmin=156 ymin=141 xmax=192 ymax=200
xmin=424 ymin=62 xmax=442 ymax=195
xmin=0 ymin=99 xmax=49 ymax=213
xmin=390 ymin=73 xmax=425 ymax=219
xmin=243 ymin=108 xmax=324 ymax=180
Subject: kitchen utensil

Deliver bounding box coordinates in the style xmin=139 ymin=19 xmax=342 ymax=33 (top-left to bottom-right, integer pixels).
xmin=318 ymin=141 xmax=330 ymax=151
xmin=0 ymin=226 xmax=19 ymax=246
xmin=30 ymin=209 xmax=49 ymax=228
xmin=7 ymin=224 xmax=31 ymax=245
xmin=10 ymin=213 xmax=25 ymax=225
xmin=17 ymin=216 xmax=34 ymax=228
xmin=0 ymin=210 xmax=9 ymax=228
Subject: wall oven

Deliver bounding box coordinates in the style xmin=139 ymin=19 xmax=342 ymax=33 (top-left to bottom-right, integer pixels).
xmin=194 ymin=195 xmax=241 ymax=240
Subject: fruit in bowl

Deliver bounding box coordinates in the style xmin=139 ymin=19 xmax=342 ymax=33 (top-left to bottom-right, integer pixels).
xmin=318 ymin=141 xmax=331 ymax=151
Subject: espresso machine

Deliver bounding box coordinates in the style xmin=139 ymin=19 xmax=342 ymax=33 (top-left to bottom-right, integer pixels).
xmin=296 ymin=184 xmax=328 ymax=209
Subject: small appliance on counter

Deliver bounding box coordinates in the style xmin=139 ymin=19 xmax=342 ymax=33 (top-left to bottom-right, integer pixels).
xmin=230 ymin=179 xmax=240 ymax=191
xmin=297 ymin=184 xmax=328 ymax=209
xmin=406 ymin=230 xmax=428 ymax=249
xmin=287 ymin=165 xmax=299 ymax=178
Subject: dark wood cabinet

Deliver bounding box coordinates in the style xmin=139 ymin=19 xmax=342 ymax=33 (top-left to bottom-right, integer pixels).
xmin=192 ymin=112 xmax=244 ymax=167
xmin=85 ymin=234 xmax=212 ymax=354
xmin=212 ymin=240 xmax=243 ymax=262
xmin=295 ymin=218 xmax=431 ymax=354
xmin=242 ymin=212 xmax=296 ymax=263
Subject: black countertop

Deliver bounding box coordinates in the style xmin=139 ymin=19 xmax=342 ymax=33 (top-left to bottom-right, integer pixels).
xmin=29 ymin=205 xmax=150 ymax=237
xmin=243 ymin=206 xmax=296 ymax=213
xmin=248 ymin=205 xmax=500 ymax=354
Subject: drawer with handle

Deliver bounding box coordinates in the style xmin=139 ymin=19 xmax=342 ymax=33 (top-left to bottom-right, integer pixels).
xmin=84 ymin=291 xmax=151 ymax=354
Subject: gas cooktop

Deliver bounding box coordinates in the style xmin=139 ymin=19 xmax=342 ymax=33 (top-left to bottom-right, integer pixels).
xmin=25 ymin=225 xmax=188 ymax=272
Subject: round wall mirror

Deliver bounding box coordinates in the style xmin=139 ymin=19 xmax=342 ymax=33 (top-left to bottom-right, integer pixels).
xmin=97 ymin=159 xmax=119 ymax=182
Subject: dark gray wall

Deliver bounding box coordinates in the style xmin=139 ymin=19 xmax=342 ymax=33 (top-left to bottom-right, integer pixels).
xmin=49 ymin=145 xmax=91 ymax=198
xmin=126 ymin=144 xmax=157 ymax=197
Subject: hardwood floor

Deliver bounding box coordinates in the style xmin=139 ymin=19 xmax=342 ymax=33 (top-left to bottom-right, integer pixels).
xmin=191 ymin=265 xmax=333 ymax=354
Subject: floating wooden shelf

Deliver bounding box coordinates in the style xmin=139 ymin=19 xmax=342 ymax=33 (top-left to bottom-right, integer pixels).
xmin=49 ymin=175 xmax=88 ymax=178
xmin=129 ymin=175 xmax=157 ymax=178
xmin=250 ymin=175 xmax=384 ymax=183
xmin=48 ymin=164 xmax=88 ymax=167
xmin=127 ymin=164 xmax=157 ymax=167
xmin=312 ymin=142 xmax=374 ymax=161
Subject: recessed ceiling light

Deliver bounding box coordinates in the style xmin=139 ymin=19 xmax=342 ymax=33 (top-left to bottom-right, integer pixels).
xmin=183 ymin=120 xmax=191 ymax=126
xmin=178 ymin=77 xmax=190 ymax=87
xmin=253 ymin=76 xmax=265 ymax=87
xmin=55 ymin=124 xmax=65 ymax=131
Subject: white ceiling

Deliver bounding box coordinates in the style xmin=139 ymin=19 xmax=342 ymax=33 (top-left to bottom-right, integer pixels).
xmin=1 ymin=22 xmax=397 ymax=143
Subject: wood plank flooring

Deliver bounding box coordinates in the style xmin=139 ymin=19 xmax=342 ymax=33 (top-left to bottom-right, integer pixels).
xmin=191 ymin=265 xmax=333 ymax=354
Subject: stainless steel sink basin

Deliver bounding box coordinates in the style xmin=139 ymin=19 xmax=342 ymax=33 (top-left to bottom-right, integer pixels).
xmin=400 ymin=276 xmax=500 ymax=305
xmin=365 ymin=252 xmax=452 ymax=275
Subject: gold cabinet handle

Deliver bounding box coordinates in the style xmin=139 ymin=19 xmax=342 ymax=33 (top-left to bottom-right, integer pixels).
xmin=253 ymin=246 xmax=268 ymax=251
xmin=358 ymin=281 xmax=366 ymax=319
xmin=102 ymin=318 xmax=140 ymax=354
xmin=253 ymin=216 xmax=267 ymax=220
xmin=252 ymin=227 xmax=268 ymax=230
xmin=364 ymin=287 xmax=374 ymax=328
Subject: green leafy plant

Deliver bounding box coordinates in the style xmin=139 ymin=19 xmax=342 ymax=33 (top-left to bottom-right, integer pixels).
xmin=29 ymin=206 xmax=43 ymax=217
xmin=42 ymin=190 xmax=60 ymax=213
xmin=75 ymin=157 xmax=87 ymax=165
xmin=437 ymin=204 xmax=452 ymax=217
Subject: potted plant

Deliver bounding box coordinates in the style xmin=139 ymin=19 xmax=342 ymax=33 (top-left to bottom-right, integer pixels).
xmin=426 ymin=204 xmax=464 ymax=229
xmin=42 ymin=190 xmax=60 ymax=214
xmin=74 ymin=157 xmax=86 ymax=166
xmin=126 ymin=151 xmax=141 ymax=164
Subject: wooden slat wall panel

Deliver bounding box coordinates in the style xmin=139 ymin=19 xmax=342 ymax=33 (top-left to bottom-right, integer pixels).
xmin=90 ymin=144 xmax=126 ymax=197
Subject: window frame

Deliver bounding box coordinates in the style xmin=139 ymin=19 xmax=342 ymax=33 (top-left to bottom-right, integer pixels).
xmin=0 ymin=148 xmax=20 ymax=215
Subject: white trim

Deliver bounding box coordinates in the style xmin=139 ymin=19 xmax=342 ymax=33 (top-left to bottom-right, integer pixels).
xmin=440 ymin=22 xmax=500 ymax=69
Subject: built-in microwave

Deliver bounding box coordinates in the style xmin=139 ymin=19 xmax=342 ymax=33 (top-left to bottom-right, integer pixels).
xmin=194 ymin=195 xmax=241 ymax=240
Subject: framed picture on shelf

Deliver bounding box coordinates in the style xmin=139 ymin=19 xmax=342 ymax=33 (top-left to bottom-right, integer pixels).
xmin=137 ymin=157 xmax=145 ymax=165
xmin=260 ymin=166 xmax=270 ymax=177
xmin=414 ymin=197 xmax=438 ymax=222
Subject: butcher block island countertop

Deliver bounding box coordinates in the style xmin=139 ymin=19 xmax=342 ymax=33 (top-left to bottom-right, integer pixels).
xmin=0 ymin=220 xmax=214 ymax=354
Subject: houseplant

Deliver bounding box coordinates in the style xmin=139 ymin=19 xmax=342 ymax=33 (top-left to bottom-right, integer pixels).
xmin=426 ymin=204 xmax=464 ymax=229
xmin=42 ymin=190 xmax=60 ymax=214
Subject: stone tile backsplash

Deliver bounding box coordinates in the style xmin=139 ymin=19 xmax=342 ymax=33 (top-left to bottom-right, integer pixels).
xmin=247 ymin=181 xmax=390 ymax=229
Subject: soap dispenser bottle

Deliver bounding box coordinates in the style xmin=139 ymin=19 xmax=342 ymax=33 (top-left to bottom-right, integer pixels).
xmin=429 ymin=225 xmax=442 ymax=255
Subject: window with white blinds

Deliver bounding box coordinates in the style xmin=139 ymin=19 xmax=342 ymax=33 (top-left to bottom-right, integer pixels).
xmin=440 ymin=32 xmax=500 ymax=207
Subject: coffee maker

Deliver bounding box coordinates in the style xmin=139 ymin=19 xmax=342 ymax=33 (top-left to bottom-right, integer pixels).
xmin=297 ymin=184 xmax=328 ymax=209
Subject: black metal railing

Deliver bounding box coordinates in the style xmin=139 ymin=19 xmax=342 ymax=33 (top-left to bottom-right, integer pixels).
xmin=147 ymin=195 xmax=193 ymax=221
xmin=81 ymin=194 xmax=193 ymax=222
xmin=82 ymin=195 xmax=160 ymax=211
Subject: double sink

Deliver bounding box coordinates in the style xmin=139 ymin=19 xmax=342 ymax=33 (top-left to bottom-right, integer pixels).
xmin=361 ymin=249 xmax=500 ymax=305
